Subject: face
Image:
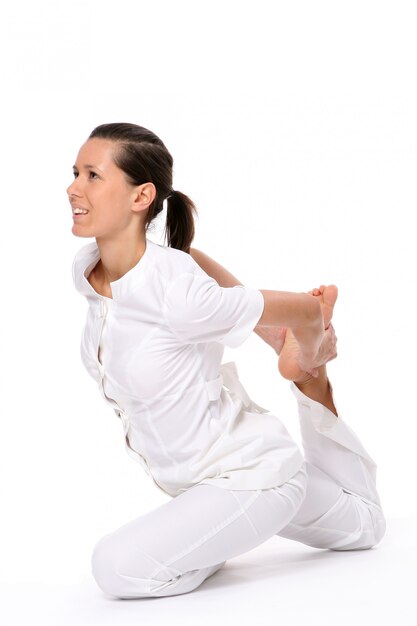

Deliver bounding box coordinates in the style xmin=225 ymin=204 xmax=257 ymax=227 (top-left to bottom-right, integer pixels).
xmin=67 ymin=138 xmax=154 ymax=238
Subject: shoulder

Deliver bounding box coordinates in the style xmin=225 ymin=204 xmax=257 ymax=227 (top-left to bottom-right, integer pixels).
xmin=150 ymin=240 xmax=205 ymax=282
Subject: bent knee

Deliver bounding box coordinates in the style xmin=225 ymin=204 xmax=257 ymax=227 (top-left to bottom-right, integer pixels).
xmin=91 ymin=534 xmax=124 ymax=598
xmin=91 ymin=533 xmax=185 ymax=599
xmin=330 ymin=505 xmax=387 ymax=551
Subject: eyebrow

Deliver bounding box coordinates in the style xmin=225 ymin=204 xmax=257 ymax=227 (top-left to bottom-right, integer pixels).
xmin=73 ymin=164 xmax=104 ymax=172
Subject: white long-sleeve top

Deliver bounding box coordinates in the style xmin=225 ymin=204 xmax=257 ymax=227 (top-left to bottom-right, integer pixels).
xmin=72 ymin=236 xmax=305 ymax=497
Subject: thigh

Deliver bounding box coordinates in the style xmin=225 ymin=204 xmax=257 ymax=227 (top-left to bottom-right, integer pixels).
xmin=92 ymin=468 xmax=308 ymax=596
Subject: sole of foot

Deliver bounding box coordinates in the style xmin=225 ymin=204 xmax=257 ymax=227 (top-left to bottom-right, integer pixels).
xmin=278 ymin=285 xmax=338 ymax=383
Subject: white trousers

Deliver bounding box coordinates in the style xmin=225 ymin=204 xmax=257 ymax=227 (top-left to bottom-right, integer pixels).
xmin=91 ymin=383 xmax=387 ymax=599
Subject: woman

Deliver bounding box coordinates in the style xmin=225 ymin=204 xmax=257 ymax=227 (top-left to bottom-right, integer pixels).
xmin=69 ymin=122 xmax=386 ymax=599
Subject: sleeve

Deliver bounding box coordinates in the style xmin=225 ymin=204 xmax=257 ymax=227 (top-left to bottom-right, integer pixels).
xmin=162 ymin=271 xmax=265 ymax=348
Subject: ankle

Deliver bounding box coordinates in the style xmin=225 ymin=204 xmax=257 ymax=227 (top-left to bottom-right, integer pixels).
xmin=294 ymin=367 xmax=338 ymax=417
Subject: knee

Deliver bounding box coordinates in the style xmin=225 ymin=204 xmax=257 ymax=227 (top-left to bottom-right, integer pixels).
xmin=371 ymin=511 xmax=387 ymax=546
xmin=330 ymin=505 xmax=387 ymax=551
xmin=91 ymin=534 xmax=125 ymax=598
xmin=360 ymin=508 xmax=387 ymax=550
xmin=91 ymin=532 xmax=183 ymax=599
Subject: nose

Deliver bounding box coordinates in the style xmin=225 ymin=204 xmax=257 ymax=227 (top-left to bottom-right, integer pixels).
xmin=67 ymin=177 xmax=82 ymax=198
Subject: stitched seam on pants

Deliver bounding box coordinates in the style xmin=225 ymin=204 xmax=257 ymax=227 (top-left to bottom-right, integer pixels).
xmin=285 ymin=522 xmax=359 ymax=536
xmin=230 ymin=490 xmax=262 ymax=538
xmin=149 ymin=490 xmax=262 ymax=580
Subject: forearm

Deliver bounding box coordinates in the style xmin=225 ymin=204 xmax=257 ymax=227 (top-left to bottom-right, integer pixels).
xmin=258 ymin=289 xmax=324 ymax=357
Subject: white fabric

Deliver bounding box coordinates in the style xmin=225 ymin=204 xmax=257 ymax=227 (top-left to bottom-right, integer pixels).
xmin=89 ymin=382 xmax=387 ymax=599
xmin=72 ymin=236 xmax=305 ymax=496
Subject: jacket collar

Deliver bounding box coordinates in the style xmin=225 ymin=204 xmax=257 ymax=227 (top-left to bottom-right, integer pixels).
xmin=72 ymin=237 xmax=155 ymax=301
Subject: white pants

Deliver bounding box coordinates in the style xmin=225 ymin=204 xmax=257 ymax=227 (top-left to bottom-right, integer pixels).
xmin=91 ymin=383 xmax=387 ymax=599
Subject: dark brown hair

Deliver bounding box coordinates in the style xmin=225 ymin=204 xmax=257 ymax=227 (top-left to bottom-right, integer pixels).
xmin=89 ymin=123 xmax=198 ymax=253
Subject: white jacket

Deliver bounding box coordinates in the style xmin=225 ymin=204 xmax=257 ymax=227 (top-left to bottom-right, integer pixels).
xmin=72 ymin=237 xmax=305 ymax=496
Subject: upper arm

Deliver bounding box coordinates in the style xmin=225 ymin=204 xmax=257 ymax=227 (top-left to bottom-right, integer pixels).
xmin=189 ymin=247 xmax=243 ymax=288
xmin=162 ymin=270 xmax=265 ymax=348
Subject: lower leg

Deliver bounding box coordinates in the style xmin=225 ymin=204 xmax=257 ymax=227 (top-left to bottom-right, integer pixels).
xmin=276 ymin=283 xmax=382 ymax=503
xmin=293 ymin=363 xmax=338 ymax=416
xmin=275 ymin=285 xmax=386 ymax=548
xmin=281 ymin=364 xmax=386 ymax=549
xmin=276 ymin=460 xmax=387 ymax=551
xmin=290 ymin=371 xmax=382 ymax=506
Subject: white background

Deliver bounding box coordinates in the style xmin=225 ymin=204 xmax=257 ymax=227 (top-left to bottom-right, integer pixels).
xmin=0 ymin=0 xmax=415 ymax=610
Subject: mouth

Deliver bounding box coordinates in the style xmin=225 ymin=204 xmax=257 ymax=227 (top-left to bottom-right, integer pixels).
xmin=72 ymin=208 xmax=89 ymax=219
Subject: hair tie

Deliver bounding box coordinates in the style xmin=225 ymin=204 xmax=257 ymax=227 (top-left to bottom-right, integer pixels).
xmin=167 ymin=189 xmax=175 ymax=200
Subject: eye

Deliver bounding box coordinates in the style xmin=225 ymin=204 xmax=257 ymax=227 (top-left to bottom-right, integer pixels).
xmin=89 ymin=171 xmax=99 ymax=180
xmin=73 ymin=170 xmax=79 ymax=178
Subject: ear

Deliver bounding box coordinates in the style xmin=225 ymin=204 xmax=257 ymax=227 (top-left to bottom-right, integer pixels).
xmin=132 ymin=182 xmax=157 ymax=212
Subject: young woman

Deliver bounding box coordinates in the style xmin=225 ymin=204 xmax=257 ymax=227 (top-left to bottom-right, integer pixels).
xmin=69 ymin=122 xmax=386 ymax=599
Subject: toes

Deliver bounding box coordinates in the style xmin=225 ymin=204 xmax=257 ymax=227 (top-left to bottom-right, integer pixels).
xmin=325 ymin=285 xmax=339 ymax=306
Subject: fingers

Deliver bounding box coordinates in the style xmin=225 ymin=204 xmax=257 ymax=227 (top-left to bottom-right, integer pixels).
xmin=309 ymin=286 xmax=326 ymax=296
xmin=327 ymin=323 xmax=338 ymax=360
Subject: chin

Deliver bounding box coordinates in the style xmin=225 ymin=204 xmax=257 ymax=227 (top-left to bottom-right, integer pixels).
xmin=72 ymin=227 xmax=93 ymax=238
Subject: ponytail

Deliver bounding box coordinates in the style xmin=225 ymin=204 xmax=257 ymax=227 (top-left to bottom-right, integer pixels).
xmin=164 ymin=189 xmax=198 ymax=253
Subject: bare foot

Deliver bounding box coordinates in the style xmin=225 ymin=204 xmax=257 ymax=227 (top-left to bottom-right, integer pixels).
xmin=278 ymin=285 xmax=338 ymax=382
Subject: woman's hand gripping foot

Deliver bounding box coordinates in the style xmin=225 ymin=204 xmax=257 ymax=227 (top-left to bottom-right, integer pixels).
xmin=278 ymin=285 xmax=338 ymax=384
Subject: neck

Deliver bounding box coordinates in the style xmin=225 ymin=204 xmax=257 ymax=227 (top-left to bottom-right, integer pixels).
xmin=95 ymin=234 xmax=147 ymax=284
